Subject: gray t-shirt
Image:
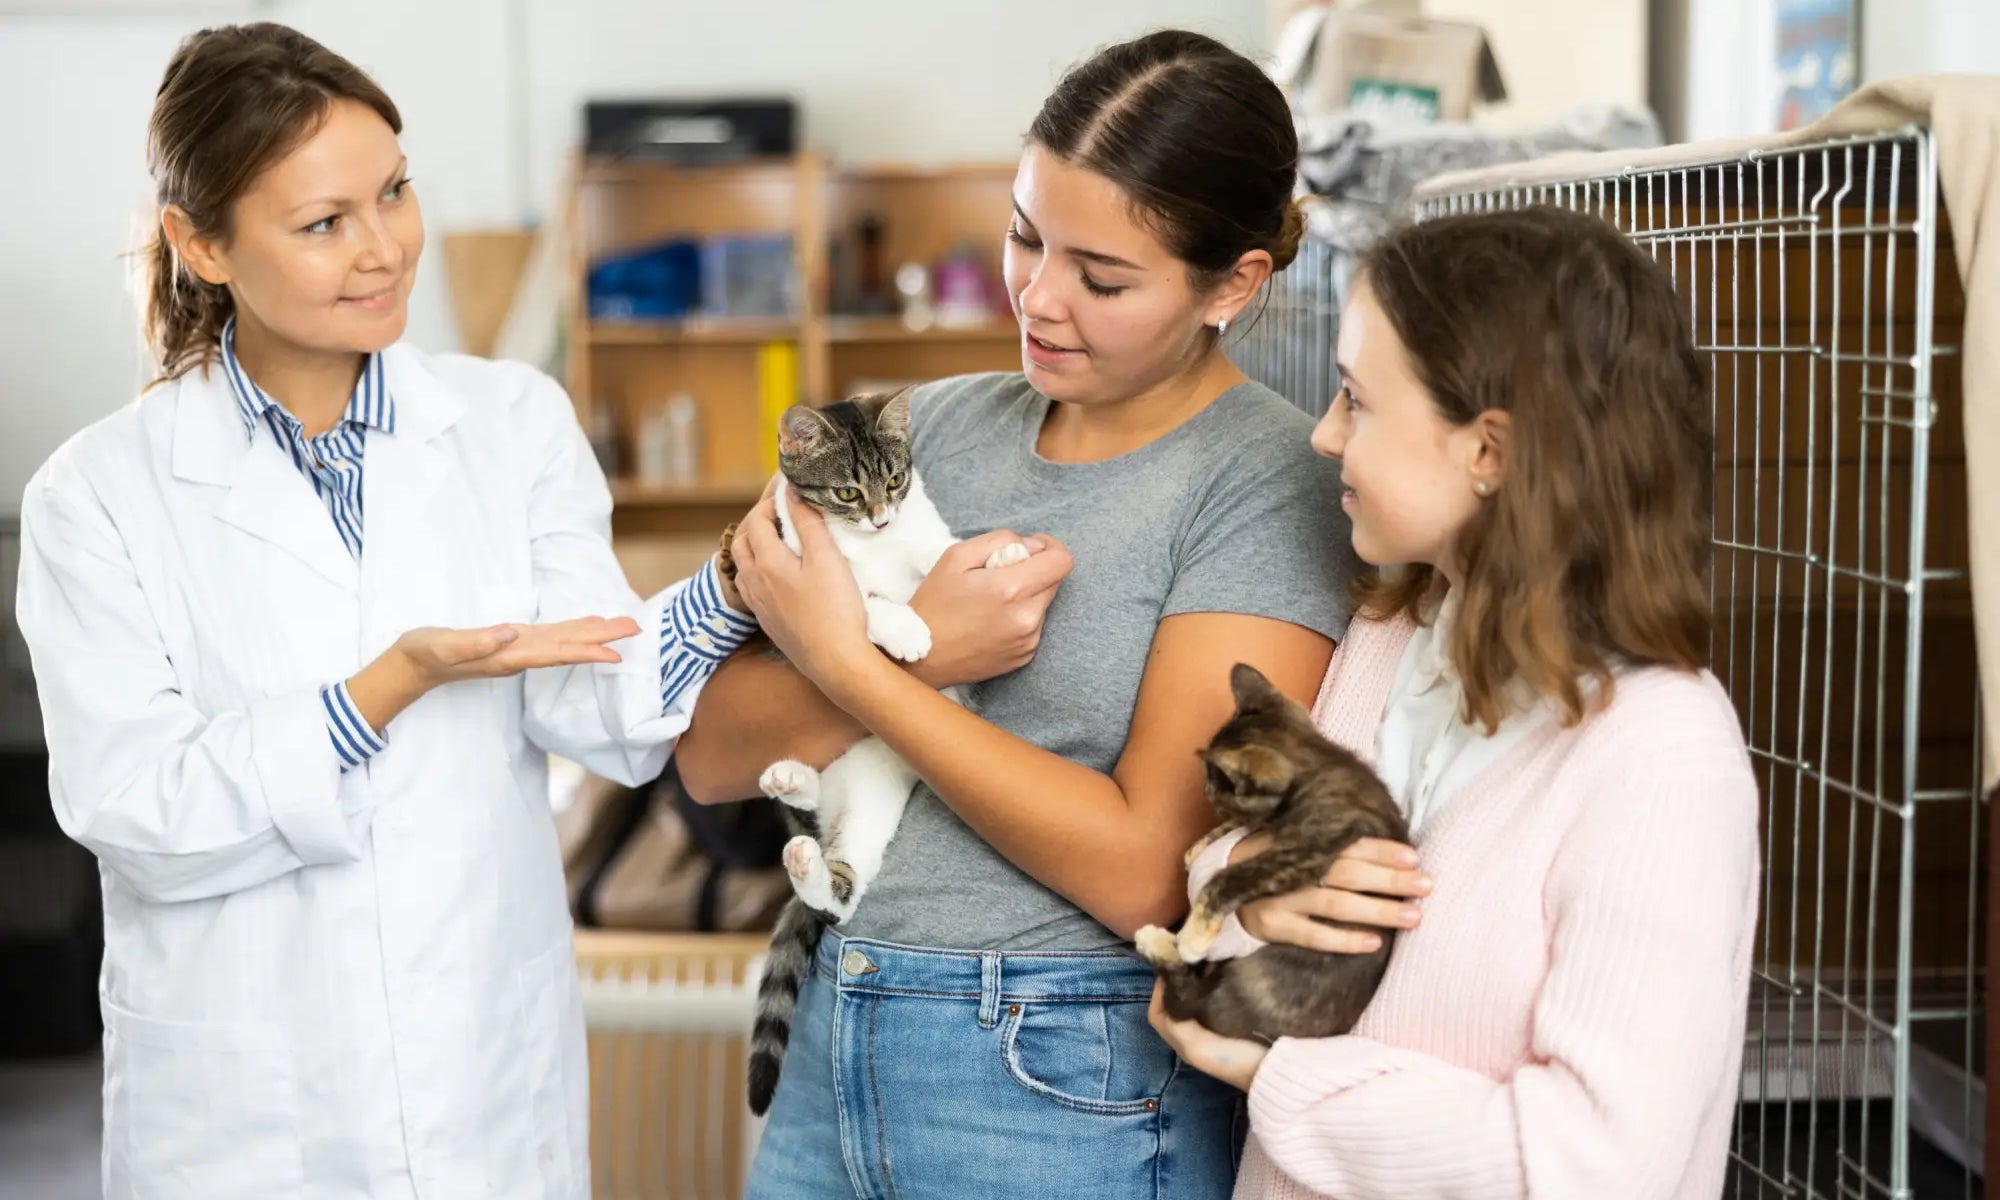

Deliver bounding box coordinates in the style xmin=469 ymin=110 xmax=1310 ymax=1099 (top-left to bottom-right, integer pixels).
xmin=839 ymin=372 xmax=1359 ymax=951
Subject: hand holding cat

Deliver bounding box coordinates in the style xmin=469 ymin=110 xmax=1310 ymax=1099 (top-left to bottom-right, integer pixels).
xmin=906 ymin=530 xmax=1074 ymax=688
xmin=1233 ymin=833 xmax=1433 ymax=953
xmin=730 ymin=488 xmax=878 ymax=687
xmin=1148 ymin=982 xmax=1268 ymax=1092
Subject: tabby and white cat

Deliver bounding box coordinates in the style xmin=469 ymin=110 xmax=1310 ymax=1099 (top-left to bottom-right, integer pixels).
xmin=742 ymin=389 xmax=1028 ymax=1115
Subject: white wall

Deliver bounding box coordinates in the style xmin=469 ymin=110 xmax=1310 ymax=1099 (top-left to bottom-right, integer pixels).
xmin=1862 ymin=0 xmax=2000 ymax=81
xmin=0 ymin=0 xmax=1265 ymax=515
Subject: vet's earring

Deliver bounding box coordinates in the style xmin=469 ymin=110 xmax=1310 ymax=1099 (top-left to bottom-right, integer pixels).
xmin=1216 ymin=316 xmax=1230 ymax=337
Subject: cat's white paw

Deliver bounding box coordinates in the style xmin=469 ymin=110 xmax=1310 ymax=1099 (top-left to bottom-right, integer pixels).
xmin=984 ymin=541 xmax=1032 ymax=570
xmin=783 ymin=835 xmax=837 ymax=911
xmin=1135 ymin=924 xmax=1179 ymax=966
xmin=759 ymin=760 xmax=821 ymax=810
xmin=781 ymin=834 xmax=819 ymax=881
xmin=1177 ymin=905 xmax=1223 ymax=963
xmin=867 ymin=604 xmax=933 ymax=662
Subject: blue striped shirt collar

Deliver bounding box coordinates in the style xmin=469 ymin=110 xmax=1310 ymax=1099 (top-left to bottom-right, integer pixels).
xmin=219 ymin=318 xmax=396 ymax=440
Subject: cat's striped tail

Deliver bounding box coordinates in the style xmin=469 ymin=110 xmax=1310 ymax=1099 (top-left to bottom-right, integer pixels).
xmin=748 ymin=897 xmax=823 ymax=1116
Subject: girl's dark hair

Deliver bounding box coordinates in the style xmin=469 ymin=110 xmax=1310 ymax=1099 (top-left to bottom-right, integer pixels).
xmin=1028 ymin=29 xmax=1304 ymax=287
xmin=1353 ymin=206 xmax=1713 ymax=729
xmin=144 ymin=23 xmax=400 ymax=380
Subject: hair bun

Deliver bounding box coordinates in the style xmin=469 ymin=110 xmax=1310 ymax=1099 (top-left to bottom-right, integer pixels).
xmin=1272 ymin=197 xmax=1307 ymax=271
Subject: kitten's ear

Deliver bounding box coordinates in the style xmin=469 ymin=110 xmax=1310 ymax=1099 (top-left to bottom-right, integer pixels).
xmin=778 ymin=405 xmax=835 ymax=458
xmin=863 ymin=388 xmax=913 ymax=442
xmin=1204 ymin=744 xmax=1295 ymax=795
xmin=1229 ymin=663 xmax=1285 ymax=713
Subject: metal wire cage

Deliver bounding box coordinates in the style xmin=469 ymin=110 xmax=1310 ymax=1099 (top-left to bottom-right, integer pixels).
xmin=1409 ymin=128 xmax=1985 ymax=1199
xmin=1229 ymin=235 xmax=1348 ymax=421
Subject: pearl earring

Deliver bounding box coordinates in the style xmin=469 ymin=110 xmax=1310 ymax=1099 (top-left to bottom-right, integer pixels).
xmin=1474 ymin=480 xmax=1491 ymax=496
xmin=1216 ymin=316 xmax=1230 ymax=337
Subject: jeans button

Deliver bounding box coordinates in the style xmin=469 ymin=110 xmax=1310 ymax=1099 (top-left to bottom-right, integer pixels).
xmin=841 ymin=949 xmax=876 ymax=976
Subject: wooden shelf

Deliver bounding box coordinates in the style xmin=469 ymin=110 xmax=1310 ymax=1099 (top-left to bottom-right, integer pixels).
xmin=609 ymin=476 xmax=769 ymax=507
xmin=825 ymin=316 xmax=1018 ymax=344
xmin=587 ymin=318 xmax=800 ymax=345
xmin=569 ymin=154 xmax=1019 ymax=526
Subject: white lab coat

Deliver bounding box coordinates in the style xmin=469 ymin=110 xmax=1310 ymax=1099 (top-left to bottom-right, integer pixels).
xmin=16 ymin=345 xmax=704 ymax=1199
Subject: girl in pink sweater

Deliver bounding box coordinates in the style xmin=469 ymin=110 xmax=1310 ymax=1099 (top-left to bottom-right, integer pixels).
xmin=1149 ymin=207 xmax=1761 ymax=1199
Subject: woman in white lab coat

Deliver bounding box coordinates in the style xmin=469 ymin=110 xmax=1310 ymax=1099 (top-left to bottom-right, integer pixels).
xmin=14 ymin=24 xmax=764 ymax=1199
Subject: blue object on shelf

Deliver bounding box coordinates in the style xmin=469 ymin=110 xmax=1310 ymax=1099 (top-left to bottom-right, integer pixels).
xmin=587 ymin=238 xmax=703 ymax=320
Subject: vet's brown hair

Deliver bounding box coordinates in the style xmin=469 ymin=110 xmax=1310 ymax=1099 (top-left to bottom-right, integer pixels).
xmin=143 ymin=23 xmax=400 ymax=380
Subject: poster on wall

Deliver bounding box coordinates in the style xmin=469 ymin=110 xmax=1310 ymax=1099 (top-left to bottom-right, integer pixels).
xmin=1776 ymin=0 xmax=1860 ymax=130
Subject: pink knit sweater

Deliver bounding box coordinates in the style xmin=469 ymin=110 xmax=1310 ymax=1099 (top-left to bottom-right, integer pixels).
xmin=1187 ymin=614 xmax=1760 ymax=1200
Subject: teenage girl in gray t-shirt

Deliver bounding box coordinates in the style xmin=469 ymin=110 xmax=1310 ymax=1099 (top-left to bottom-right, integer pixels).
xmin=680 ymin=31 xmax=1360 ymax=1200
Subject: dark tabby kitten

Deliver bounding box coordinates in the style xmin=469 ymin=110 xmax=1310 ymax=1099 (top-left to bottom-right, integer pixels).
xmin=1135 ymin=663 xmax=1409 ymax=1043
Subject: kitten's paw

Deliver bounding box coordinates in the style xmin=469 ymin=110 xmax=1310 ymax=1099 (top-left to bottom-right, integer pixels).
xmin=867 ymin=604 xmax=933 ymax=662
xmin=984 ymin=541 xmax=1032 ymax=570
xmin=759 ymin=760 xmax=821 ymax=810
xmin=783 ymin=836 xmax=838 ymax=911
xmin=1134 ymin=924 xmax=1180 ymax=967
xmin=1182 ymin=828 xmax=1225 ymax=871
xmin=1177 ymin=906 xmax=1223 ymax=963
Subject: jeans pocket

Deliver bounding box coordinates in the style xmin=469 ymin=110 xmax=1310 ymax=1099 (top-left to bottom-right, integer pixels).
xmin=999 ymin=998 xmax=1176 ymax=1116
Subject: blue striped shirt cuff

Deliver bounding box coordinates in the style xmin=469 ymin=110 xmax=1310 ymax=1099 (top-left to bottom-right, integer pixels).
xmin=660 ymin=558 xmax=759 ymax=713
xmin=321 ymin=681 xmax=389 ymax=772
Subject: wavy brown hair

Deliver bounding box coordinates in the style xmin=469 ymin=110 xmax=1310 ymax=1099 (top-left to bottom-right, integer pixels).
xmin=143 ymin=23 xmax=400 ymax=381
xmin=1352 ymin=206 xmax=1712 ymax=730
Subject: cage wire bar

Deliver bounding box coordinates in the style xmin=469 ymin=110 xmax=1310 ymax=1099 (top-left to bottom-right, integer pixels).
xmin=1231 ymin=234 xmax=1347 ymax=421
xmin=1399 ymin=128 xmax=1984 ymax=1199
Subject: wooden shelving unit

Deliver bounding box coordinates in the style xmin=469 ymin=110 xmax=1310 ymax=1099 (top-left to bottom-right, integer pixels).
xmin=566 ymin=156 xmax=1022 ymax=548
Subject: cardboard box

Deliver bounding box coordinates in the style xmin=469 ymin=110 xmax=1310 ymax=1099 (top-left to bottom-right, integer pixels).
xmin=1301 ymin=7 xmax=1507 ymax=125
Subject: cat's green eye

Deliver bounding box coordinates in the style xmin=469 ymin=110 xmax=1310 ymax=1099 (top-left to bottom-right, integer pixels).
xmin=887 ymin=474 xmax=905 ymax=490
xmin=835 ymin=486 xmax=862 ymax=502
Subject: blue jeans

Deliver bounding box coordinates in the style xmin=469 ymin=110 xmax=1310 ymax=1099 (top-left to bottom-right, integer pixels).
xmin=746 ymin=934 xmax=1244 ymax=1200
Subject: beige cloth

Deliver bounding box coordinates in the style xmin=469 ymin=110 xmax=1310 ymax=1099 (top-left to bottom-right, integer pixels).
xmin=1416 ymin=76 xmax=2000 ymax=793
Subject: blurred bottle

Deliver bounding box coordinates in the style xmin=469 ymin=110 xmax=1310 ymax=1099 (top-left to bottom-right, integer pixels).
xmin=635 ymin=406 xmax=669 ymax=482
xmin=588 ymin=402 xmax=621 ymax=478
xmin=664 ymin=393 xmax=701 ymax=483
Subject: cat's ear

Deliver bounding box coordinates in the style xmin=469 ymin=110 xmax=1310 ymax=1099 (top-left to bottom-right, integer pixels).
xmin=1228 ymin=663 xmax=1285 ymax=713
xmin=862 ymin=388 xmax=913 ymax=442
xmin=1202 ymin=743 xmax=1295 ymax=795
xmin=778 ymin=405 xmax=835 ymax=458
